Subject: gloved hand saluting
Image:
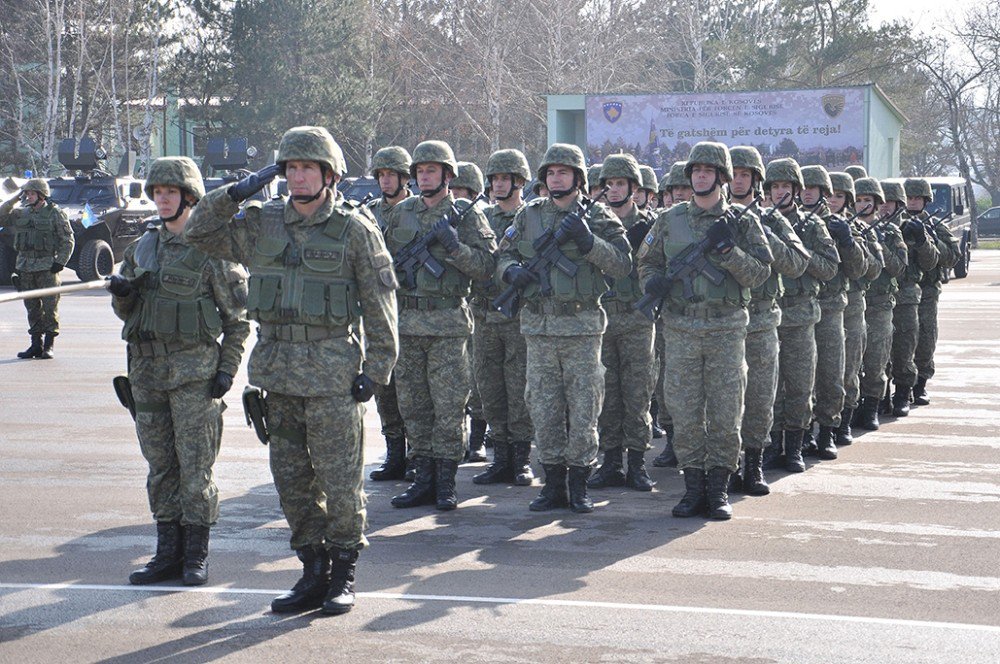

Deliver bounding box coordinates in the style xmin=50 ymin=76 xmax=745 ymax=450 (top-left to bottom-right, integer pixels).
xmin=228 ymin=164 xmax=281 ymax=203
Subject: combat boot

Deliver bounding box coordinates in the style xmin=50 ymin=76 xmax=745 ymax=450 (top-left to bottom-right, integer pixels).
xmin=761 ymin=431 xmax=784 ymax=470
xmin=434 ymin=458 xmax=459 ymax=511
xmin=802 ymin=424 xmax=818 ymax=457
xmin=17 ymin=335 xmax=43 ymax=359
xmin=891 ymin=385 xmax=911 ymax=417
xmin=879 ymin=382 xmax=893 ymax=415
xmin=369 ymin=435 xmax=406 ymax=481
xmin=271 ymin=546 xmax=331 ymax=613
xmin=836 ymin=408 xmax=854 ymax=446
xmin=650 ymin=399 xmax=665 ymax=439
xmin=587 ymin=447 xmax=625 ymax=488
xmin=743 ymin=448 xmax=770 ymax=496
xmin=784 ymin=430 xmax=806 ymax=473
xmin=529 ymin=464 xmax=568 ymax=511
xmin=511 ymin=441 xmax=535 ymax=486
xmin=391 ymin=456 xmax=436 ymax=508
xmin=182 ymin=525 xmax=210 ymax=586
xmin=651 ymin=425 xmax=678 ymax=468
xmin=321 ymin=548 xmax=358 ymax=616
xmin=473 ymin=440 xmax=513 ymax=485
xmin=38 ymin=332 xmax=55 ymax=359
xmin=567 ymin=466 xmax=594 ymax=513
xmin=404 ymin=457 xmax=416 ymax=481
xmin=672 ymin=468 xmax=707 ymax=518
xmin=625 ymin=449 xmax=655 ymax=491
xmin=728 ymin=452 xmax=744 ymax=494
xmin=129 ymin=521 xmax=183 ymax=585
xmin=815 ymin=425 xmax=838 ymax=460
xmin=912 ymin=377 xmax=930 ymax=406
xmin=465 ymin=418 xmax=488 ymax=463
xmin=706 ymin=467 xmax=733 ymax=520
xmin=855 ymin=396 xmax=880 ymax=431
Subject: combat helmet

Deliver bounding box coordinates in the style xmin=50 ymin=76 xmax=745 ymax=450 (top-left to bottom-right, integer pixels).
xmin=485 ymin=149 xmax=531 ymax=182
xmin=764 ymin=158 xmax=804 ymax=189
xmin=903 ymin=177 xmax=933 ymax=201
xmin=537 ymin=143 xmax=589 ymax=196
xmin=452 ymin=162 xmax=485 ymax=196
xmin=144 ymin=156 xmax=206 ymax=201
xmin=277 ymin=126 xmax=347 ymax=178
xmin=730 ymin=146 xmax=766 ymax=181
xmin=854 ymin=177 xmax=885 ymax=205
xmin=845 ymin=165 xmax=868 ymax=181
xmin=599 ymin=153 xmax=642 ymax=186
xmin=666 ymin=161 xmax=688 ymax=188
xmin=371 ymin=146 xmax=412 ymax=178
xmin=587 ymin=164 xmax=603 ymax=191
xmin=684 ymin=142 xmax=733 ymax=183
xmin=829 ymin=172 xmax=855 ymax=204
xmin=410 ymin=140 xmax=458 ymax=179
xmin=639 ymin=165 xmax=658 ymax=193
xmin=881 ymin=181 xmax=905 ymax=204
xmin=801 ymin=165 xmax=833 ymax=197
xmin=20 ymin=178 xmax=50 ymax=198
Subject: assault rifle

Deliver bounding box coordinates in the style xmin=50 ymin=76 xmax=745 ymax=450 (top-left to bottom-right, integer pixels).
xmin=394 ymin=193 xmax=487 ymax=290
xmin=633 ymin=199 xmax=760 ymax=322
xmin=491 ymin=188 xmax=608 ymax=319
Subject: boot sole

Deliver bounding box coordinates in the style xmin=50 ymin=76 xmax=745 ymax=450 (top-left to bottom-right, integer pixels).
xmin=745 ymin=485 xmax=770 ymax=496
xmin=128 ymin=567 xmax=183 ymax=585
xmin=320 ymin=603 xmax=354 ymax=616
xmin=271 ymin=597 xmax=325 ymax=614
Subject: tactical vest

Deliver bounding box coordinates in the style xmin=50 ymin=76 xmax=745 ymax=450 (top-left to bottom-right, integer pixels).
xmin=122 ymin=231 xmax=222 ymax=345
xmin=662 ymin=208 xmax=748 ymax=308
xmin=367 ymin=199 xmax=387 ymax=230
xmin=386 ymin=200 xmax=471 ymax=298
xmin=245 ymin=201 xmax=361 ymax=327
xmin=782 ymin=211 xmax=822 ymax=298
xmin=867 ymin=227 xmax=900 ymax=296
xmin=518 ymin=201 xmax=606 ymax=303
xmin=12 ymin=204 xmax=59 ymax=257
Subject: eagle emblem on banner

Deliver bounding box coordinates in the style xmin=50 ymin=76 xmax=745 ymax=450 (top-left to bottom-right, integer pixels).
xmin=603 ymin=101 xmax=623 ymax=123
xmin=822 ymin=93 xmax=846 ymax=118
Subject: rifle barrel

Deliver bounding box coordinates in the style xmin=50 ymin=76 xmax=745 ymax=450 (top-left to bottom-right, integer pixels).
xmin=0 ymin=279 xmax=108 ymax=304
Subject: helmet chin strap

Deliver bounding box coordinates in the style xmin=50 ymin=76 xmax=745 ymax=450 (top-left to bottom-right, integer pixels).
xmin=494 ymin=175 xmax=521 ymax=201
xmin=160 ymin=196 xmax=190 ymax=223
xmin=693 ymin=171 xmax=721 ymax=197
xmin=607 ymin=182 xmax=634 ymax=208
xmin=420 ymin=169 xmax=448 ymax=199
xmin=292 ymin=168 xmax=333 ymax=203
xmin=549 ymin=171 xmax=579 ymax=199
xmin=384 ymin=173 xmax=405 ymax=199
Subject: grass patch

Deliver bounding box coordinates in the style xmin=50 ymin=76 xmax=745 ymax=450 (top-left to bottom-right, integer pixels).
xmin=976 ymin=240 xmax=1000 ymax=250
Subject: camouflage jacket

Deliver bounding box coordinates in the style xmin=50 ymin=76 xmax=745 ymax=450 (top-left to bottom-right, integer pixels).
xmin=750 ymin=205 xmax=810 ymax=332
xmin=368 ymin=194 xmax=413 ymax=231
xmin=777 ymin=205 xmax=840 ymax=327
xmin=894 ymin=213 xmax=939 ymax=305
xmin=816 ymin=202 xmax=875 ymax=307
xmin=0 ymin=197 xmax=75 ymax=272
xmin=864 ymin=221 xmax=907 ymax=301
xmin=919 ymin=221 xmax=962 ymax=296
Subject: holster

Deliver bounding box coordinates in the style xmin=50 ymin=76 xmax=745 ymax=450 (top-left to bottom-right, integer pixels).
xmin=112 ymin=375 xmax=136 ymax=421
xmin=242 ymin=386 xmax=270 ymax=445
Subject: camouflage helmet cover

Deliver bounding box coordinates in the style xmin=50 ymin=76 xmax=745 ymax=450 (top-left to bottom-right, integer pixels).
xmin=485 ymin=149 xmax=531 ymax=181
xmin=144 ymin=156 xmax=206 ymax=201
xmin=531 ymin=179 xmax=545 ymax=196
xmin=854 ymin=177 xmax=885 ymax=204
xmin=684 ymin=141 xmax=733 ymax=182
xmin=587 ymin=164 xmax=603 ymax=189
xmin=764 ymin=158 xmax=804 ymax=189
xmin=657 ymin=173 xmax=670 ymax=193
xmin=410 ymin=140 xmax=458 ymax=179
xmin=639 ymin=165 xmax=658 ymax=192
xmin=371 ymin=146 xmax=412 ymax=177
xmin=666 ymin=161 xmax=689 ymax=188
xmin=277 ymin=126 xmax=347 ymax=177
xmin=538 ymin=143 xmax=589 ymax=190
xmin=730 ymin=146 xmax=766 ymax=180
xmin=452 ymin=161 xmax=485 ymax=195
xmin=599 ymin=153 xmax=642 ymax=186
xmin=800 ymin=165 xmax=833 ymax=197
xmin=829 ymin=172 xmax=855 ymax=201
xmin=20 ymin=178 xmax=51 ymax=198
xmin=903 ymin=177 xmax=933 ymax=200
xmin=881 ymin=180 xmax=906 ymax=203
xmin=845 ymin=165 xmax=868 ymax=181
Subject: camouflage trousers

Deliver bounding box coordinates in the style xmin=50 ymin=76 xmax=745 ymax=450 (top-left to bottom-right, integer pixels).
xmin=374 ymin=374 xmax=405 ymax=439
xmin=662 ymin=324 xmax=746 ymax=473
xmin=132 ymin=378 xmax=223 ymax=528
xmin=473 ymin=317 xmax=533 ymax=443
xmin=265 ymin=391 xmax=367 ymax=551
xmin=860 ymin=295 xmax=895 ymax=399
xmin=653 ymin=319 xmax=671 ymax=427
xmin=467 ymin=331 xmax=483 ymax=420
xmin=915 ymin=292 xmax=940 ymax=381
xmin=742 ymin=324 xmax=779 ymax=451
xmin=773 ymin=321 xmax=818 ymax=433
xmin=525 ymin=334 xmax=604 ymax=467
xmin=19 ymin=269 xmax=60 ymax=336
xmin=813 ymin=298 xmax=847 ymax=427
xmin=891 ymin=301 xmax=920 ymax=387
xmin=395 ymin=334 xmax=471 ymax=463
xmin=843 ymin=292 xmax=867 ymax=410
xmin=598 ymin=314 xmax=654 ymax=453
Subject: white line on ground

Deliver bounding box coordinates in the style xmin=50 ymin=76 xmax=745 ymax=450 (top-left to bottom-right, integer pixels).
xmin=2 ymin=581 xmax=999 ymax=634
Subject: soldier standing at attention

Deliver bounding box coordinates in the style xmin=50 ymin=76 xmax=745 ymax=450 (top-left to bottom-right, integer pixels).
xmin=0 ymin=178 xmax=74 ymax=359
xmin=383 ymin=140 xmax=497 ymax=511
xmin=729 ymin=147 xmax=808 ymax=496
xmin=496 ymin=143 xmax=632 ymax=513
xmin=658 ymin=171 xmax=674 ymax=208
xmin=471 ymin=149 xmax=536 ymax=488
xmin=637 ymin=165 xmax=659 ymax=212
xmin=907 ymin=178 xmax=960 ymax=407
xmin=638 ymin=142 xmax=772 ymax=519
xmin=109 ymin=157 xmax=249 ymax=587
xmin=588 ymin=154 xmax=656 ymax=492
xmin=367 ymin=146 xmax=413 ymax=482
xmin=186 ymin=126 xmax=398 ymax=616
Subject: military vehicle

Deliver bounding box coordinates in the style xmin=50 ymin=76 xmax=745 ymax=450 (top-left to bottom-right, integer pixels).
xmin=200 ymin=137 xmax=279 ymax=202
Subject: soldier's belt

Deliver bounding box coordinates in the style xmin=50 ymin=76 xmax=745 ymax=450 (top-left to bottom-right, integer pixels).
xmin=664 ymin=302 xmax=736 ymax=319
xmin=747 ymin=299 xmax=777 ymax=315
xmin=258 ymin=322 xmax=351 ymax=342
xmin=601 ymin=299 xmax=638 ymax=315
xmin=399 ymin=295 xmax=463 ymax=311
xmin=129 ymin=340 xmax=196 ymax=357
xmin=525 ymin=299 xmax=600 ymax=316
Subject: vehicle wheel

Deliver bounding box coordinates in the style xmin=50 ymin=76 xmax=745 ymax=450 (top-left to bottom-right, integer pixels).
xmin=953 ymin=230 xmax=971 ymax=279
xmin=76 ymin=239 xmax=114 ymax=281
xmin=0 ymin=243 xmax=15 ymax=286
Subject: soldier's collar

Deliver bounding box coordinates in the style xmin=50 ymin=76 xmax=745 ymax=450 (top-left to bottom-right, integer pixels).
xmin=285 ymin=190 xmax=335 ymax=226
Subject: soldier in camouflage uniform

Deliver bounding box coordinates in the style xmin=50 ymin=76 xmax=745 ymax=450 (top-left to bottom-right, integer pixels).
xmin=588 ymin=154 xmax=656 ymax=492
xmin=383 ymin=140 xmax=497 ymax=511
xmin=0 ymin=178 xmax=74 ymax=359
xmin=657 ymin=171 xmax=673 ymax=208
xmin=108 ymin=157 xmax=250 ymax=587
xmin=639 ymin=142 xmax=772 ymax=519
xmin=497 ymin=143 xmax=632 ymax=513
xmin=588 ymin=164 xmax=604 ymax=199
xmin=855 ymin=178 xmax=907 ymax=430
xmin=367 ymin=146 xmax=413 ymax=482
xmin=907 ymin=178 xmax=961 ymax=406
xmin=762 ymin=159 xmax=840 ymax=473
xmin=637 ymin=165 xmax=659 ymax=212
xmin=729 ymin=147 xmax=809 ymax=496
xmin=186 ymin=126 xmax=398 ymax=616
xmin=888 ymin=180 xmax=940 ymax=416
xmin=471 ymin=149 xmax=535 ymax=487
xmin=800 ymin=166 xmax=871 ymax=460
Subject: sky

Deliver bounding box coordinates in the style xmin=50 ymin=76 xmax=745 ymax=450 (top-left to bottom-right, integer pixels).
xmin=868 ymin=0 xmax=978 ymax=31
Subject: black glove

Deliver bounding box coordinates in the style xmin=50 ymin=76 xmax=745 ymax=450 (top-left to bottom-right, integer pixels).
xmin=559 ymin=212 xmax=595 ymax=254
xmin=503 ymin=264 xmax=538 ymax=289
xmin=626 ymin=222 xmax=649 ymax=250
xmin=828 ymin=218 xmax=854 ymax=246
xmin=228 ymin=164 xmax=281 ymax=203
xmin=902 ymin=220 xmax=927 ymax=246
xmin=10 ymin=272 xmax=20 ymax=289
xmin=107 ymin=274 xmax=133 ymax=297
xmin=432 ymin=218 xmax=460 ymax=254
xmin=706 ymin=220 xmax=735 ymax=253
xmin=644 ymin=274 xmax=672 ymax=297
xmin=49 ymin=262 xmax=63 ymax=274
xmin=351 ymin=373 xmax=375 ymax=402
xmin=210 ymin=371 xmax=234 ymax=399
